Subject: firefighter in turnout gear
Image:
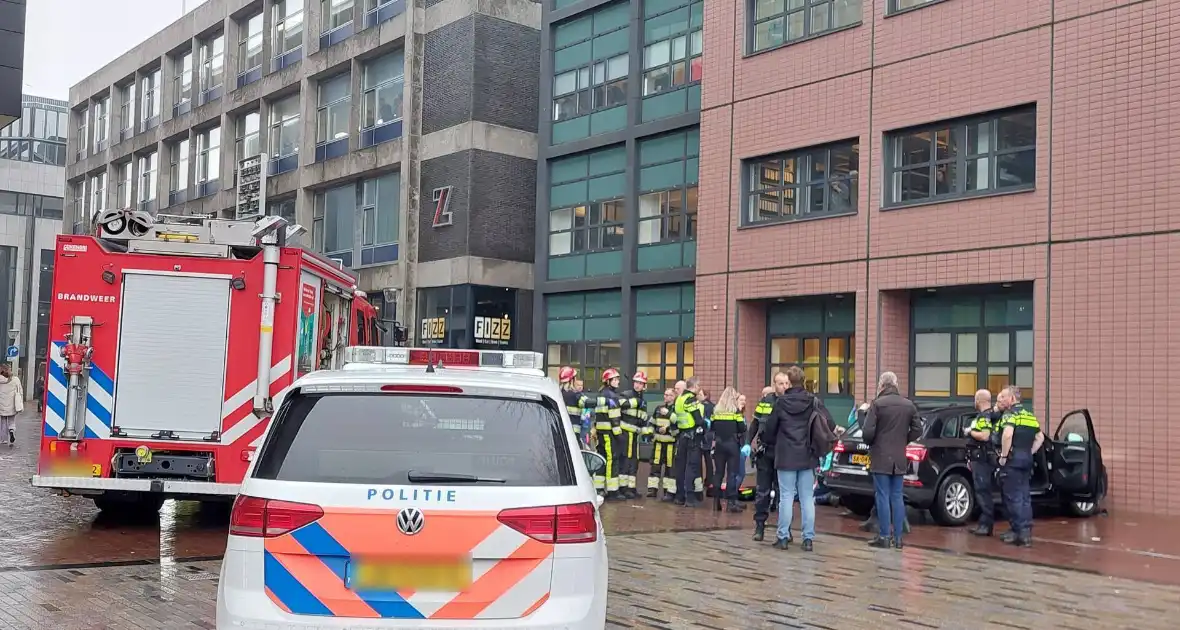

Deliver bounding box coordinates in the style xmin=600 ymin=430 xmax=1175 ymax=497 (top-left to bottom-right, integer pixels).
xmin=618 ymin=372 xmax=650 ymax=499
xmin=595 ymin=368 xmax=627 ymax=499
xmin=559 ymin=366 xmax=592 ymax=445
xmin=647 ymin=388 xmax=678 ymax=499
xmin=671 ymin=377 xmax=707 ymax=507
xmin=710 ymin=387 xmax=747 ymax=513
xmin=967 ymin=389 xmax=1003 ymax=536
xmin=996 ymin=386 xmax=1044 ymax=547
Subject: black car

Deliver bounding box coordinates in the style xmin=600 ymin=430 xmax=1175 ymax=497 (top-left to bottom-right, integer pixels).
xmin=825 ymin=404 xmax=1107 ymax=526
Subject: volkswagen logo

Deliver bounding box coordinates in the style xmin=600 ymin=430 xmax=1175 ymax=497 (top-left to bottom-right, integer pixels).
xmin=396 ymin=507 xmax=425 ymax=536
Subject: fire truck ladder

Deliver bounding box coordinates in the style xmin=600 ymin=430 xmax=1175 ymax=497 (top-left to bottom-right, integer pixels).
xmin=59 ymin=316 xmax=95 ymax=441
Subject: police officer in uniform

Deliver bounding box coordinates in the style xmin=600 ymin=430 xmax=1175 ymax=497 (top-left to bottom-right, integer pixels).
xmin=618 ymin=372 xmax=650 ymax=499
xmin=593 ymin=369 xmax=626 ymax=499
xmin=646 ymin=388 xmax=678 ymax=500
xmin=709 ymin=387 xmax=746 ymax=513
xmin=670 ymin=377 xmax=707 ymax=507
xmin=966 ymin=389 xmax=1002 ymax=536
xmin=995 ymin=385 xmax=1043 ymax=547
xmin=747 ymin=377 xmax=786 ymax=541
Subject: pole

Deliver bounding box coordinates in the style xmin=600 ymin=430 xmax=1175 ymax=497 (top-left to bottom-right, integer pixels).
xmin=252 ymin=237 xmax=279 ymax=417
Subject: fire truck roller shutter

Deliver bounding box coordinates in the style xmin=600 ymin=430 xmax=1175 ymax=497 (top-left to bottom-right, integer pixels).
xmin=112 ymin=273 xmax=231 ymax=439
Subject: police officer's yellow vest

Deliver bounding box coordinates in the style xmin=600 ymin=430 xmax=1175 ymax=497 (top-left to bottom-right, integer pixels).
xmin=674 ymin=392 xmax=700 ymax=431
xmin=1002 ymin=407 xmax=1040 ymax=453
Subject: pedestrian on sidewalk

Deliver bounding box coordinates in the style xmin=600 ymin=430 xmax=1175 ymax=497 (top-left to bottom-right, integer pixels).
xmin=0 ymin=363 xmax=24 ymax=446
xmin=34 ymin=372 xmax=45 ymax=414
xmin=862 ymin=372 xmax=922 ymax=549
xmin=762 ymin=366 xmax=837 ymax=552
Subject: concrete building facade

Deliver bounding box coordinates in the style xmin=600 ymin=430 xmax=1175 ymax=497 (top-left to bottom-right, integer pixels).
xmin=535 ymin=0 xmax=702 ymax=402
xmin=0 ymin=0 xmax=24 ymax=129
xmin=696 ymin=0 xmax=1180 ymax=516
xmin=0 ymin=95 xmax=67 ymax=383
xmin=65 ymin=0 xmax=542 ymax=349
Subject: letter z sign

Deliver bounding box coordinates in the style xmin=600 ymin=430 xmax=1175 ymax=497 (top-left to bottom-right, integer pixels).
xmin=432 ymin=186 xmax=454 ymax=228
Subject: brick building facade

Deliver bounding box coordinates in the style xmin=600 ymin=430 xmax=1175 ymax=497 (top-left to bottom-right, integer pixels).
xmin=696 ymin=0 xmax=1180 ymax=516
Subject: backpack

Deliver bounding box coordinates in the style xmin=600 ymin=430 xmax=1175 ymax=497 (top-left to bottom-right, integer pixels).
xmin=809 ymin=409 xmax=838 ymax=458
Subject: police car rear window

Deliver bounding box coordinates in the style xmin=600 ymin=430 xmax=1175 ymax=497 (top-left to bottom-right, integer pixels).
xmin=253 ymin=393 xmax=576 ymax=486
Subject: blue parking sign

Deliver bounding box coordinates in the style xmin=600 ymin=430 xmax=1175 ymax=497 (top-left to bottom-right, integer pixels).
xmin=5 ymin=345 xmax=17 ymax=359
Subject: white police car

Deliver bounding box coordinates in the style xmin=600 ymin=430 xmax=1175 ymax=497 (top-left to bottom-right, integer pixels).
xmin=216 ymin=347 xmax=609 ymax=629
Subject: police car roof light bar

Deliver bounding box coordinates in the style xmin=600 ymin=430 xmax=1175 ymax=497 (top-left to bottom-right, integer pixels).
xmin=341 ymin=346 xmax=544 ymax=371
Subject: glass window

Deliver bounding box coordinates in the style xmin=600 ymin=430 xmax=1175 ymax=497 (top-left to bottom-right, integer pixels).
xmin=197 ymin=127 xmax=221 ymax=184
xmin=93 ymin=97 xmax=109 ymax=148
xmin=138 ymin=152 xmax=158 ymax=203
xmin=361 ymin=172 xmax=399 ymax=247
xmin=269 ymin=95 xmax=300 ymax=159
xmin=770 ymin=334 xmax=854 ymax=397
xmin=141 ymin=70 xmax=161 ymax=125
xmin=642 ymin=2 xmax=703 ymax=96
xmin=911 ymin=293 xmax=1034 ymax=401
xmin=889 ymin=0 xmax=939 ymax=13
xmin=635 ymin=340 xmax=694 ymax=395
xmin=745 ymin=140 xmax=858 ymax=225
xmin=362 ymin=51 xmax=404 ymax=129
xmin=201 ymin=34 xmax=225 ymax=93
xmin=236 ymin=111 xmax=260 ymax=161
xmin=315 ymin=182 xmax=357 ymax=257
xmin=240 ymin=13 xmax=264 ymax=72
xmin=90 ymin=173 xmax=107 ymax=215
xmin=119 ymin=83 xmax=135 ymax=133
xmin=253 ymin=392 xmax=573 ymax=487
xmin=170 ymin=139 xmax=190 ymax=193
xmin=548 ymin=199 xmax=625 ymax=256
xmin=175 ymin=51 xmax=194 ymax=105
xmin=322 ymin=0 xmax=355 ymax=32
xmin=552 ymin=53 xmax=627 ymax=121
xmin=638 ymin=186 xmax=697 ymax=245
xmin=317 ymin=73 xmax=351 ymax=144
xmin=116 ymin=161 xmax=133 ymax=208
xmin=274 ymin=0 xmax=306 ymax=56
xmin=75 ymin=108 xmax=88 ymax=159
xmin=751 ymin=0 xmax=862 ymax=53
xmin=544 ymin=341 xmax=623 ymax=388
xmin=886 ymin=106 xmax=1036 ymax=206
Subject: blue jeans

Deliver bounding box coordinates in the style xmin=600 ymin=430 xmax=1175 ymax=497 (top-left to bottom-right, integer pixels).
xmin=776 ymin=468 xmax=816 ymax=542
xmin=872 ymin=473 xmax=906 ymax=540
xmin=732 ymin=455 xmax=746 ymax=490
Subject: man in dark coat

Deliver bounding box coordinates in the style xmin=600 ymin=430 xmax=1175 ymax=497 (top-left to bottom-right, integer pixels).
xmin=761 ymin=366 xmax=834 ymax=552
xmin=861 ymin=371 xmax=923 ymax=549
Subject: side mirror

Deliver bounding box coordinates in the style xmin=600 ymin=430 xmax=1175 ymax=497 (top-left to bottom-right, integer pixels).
xmin=582 ymin=450 xmax=607 ymax=476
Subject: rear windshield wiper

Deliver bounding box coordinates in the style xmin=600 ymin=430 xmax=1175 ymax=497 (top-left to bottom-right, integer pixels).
xmin=406 ymin=470 xmax=507 ymax=484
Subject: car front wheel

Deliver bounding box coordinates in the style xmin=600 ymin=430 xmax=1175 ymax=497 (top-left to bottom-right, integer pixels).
xmin=931 ymin=473 xmax=974 ymax=526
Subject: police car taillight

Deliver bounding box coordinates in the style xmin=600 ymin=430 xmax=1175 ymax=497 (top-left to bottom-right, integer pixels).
xmin=229 ymin=495 xmax=324 ymax=538
xmin=497 ymin=502 xmax=598 ymax=544
xmin=342 ymin=346 xmax=544 ymax=370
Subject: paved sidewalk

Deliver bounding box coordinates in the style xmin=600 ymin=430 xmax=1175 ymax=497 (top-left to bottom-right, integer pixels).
xmin=1 ymin=529 xmax=1177 ymax=629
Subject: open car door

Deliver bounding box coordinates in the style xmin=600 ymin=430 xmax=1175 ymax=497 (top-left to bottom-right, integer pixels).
xmin=1049 ymin=409 xmax=1103 ymax=498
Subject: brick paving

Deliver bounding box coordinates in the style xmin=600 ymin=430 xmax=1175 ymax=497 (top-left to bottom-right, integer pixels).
xmin=0 ymin=530 xmax=1179 ymax=629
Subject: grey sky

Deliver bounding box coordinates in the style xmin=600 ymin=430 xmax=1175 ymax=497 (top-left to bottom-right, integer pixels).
xmin=24 ymin=0 xmax=209 ymax=100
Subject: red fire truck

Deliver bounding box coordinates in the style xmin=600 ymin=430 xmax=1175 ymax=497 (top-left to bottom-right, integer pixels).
xmin=32 ymin=209 xmax=382 ymax=513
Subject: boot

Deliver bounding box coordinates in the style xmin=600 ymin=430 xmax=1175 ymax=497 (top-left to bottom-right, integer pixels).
xmin=867 ymin=536 xmax=891 ymax=549
xmin=646 ymin=488 xmax=658 ymax=498
xmin=999 ymin=530 xmax=1018 ymax=544
xmin=713 ymin=497 xmax=723 ymax=512
xmin=753 ymin=522 xmax=765 ymax=542
xmin=772 ymin=537 xmax=790 ymax=550
xmin=970 ymin=524 xmax=993 ymax=536
xmin=727 ymin=500 xmax=743 ymax=514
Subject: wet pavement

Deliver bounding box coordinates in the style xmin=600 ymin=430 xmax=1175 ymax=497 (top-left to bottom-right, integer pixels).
xmin=4 ymin=409 xmax=1180 ymax=627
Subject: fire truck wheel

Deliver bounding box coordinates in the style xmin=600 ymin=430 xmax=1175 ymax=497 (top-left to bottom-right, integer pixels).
xmin=93 ymin=493 xmax=166 ymax=516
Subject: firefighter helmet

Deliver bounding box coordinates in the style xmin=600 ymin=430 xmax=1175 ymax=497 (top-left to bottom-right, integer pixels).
xmin=558 ymin=366 xmax=577 ymax=383
xmin=632 ymin=371 xmax=648 ymax=385
xmin=601 ymin=368 xmax=621 ymax=383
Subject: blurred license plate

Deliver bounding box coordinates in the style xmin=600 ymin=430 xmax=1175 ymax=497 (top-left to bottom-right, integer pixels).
xmin=349 ymin=560 xmax=471 ymax=591
xmin=850 ymin=454 xmax=870 ymax=466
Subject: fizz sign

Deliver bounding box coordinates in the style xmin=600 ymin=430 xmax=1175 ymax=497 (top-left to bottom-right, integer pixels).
xmin=474 ymin=316 xmax=511 ymax=345
xmin=421 ymin=317 xmax=446 ymax=341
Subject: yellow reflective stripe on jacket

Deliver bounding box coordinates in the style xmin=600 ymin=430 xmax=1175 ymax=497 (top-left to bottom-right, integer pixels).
xmin=1002 ymin=409 xmax=1040 ymax=430
xmin=620 ymin=422 xmax=640 ymax=432
xmin=674 ymin=393 xmax=699 ymax=429
xmin=566 ymin=405 xmax=582 ymax=415
xmin=971 ymin=416 xmax=994 ymax=432
xmin=754 ymin=402 xmax=773 ymax=415
xmin=711 ymin=412 xmax=744 ymax=422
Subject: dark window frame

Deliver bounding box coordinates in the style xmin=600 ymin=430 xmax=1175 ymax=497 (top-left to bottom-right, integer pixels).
xmin=635 ymin=339 xmax=694 ymax=397
xmin=748 ymin=0 xmax=863 ymax=55
xmin=548 ymin=198 xmax=626 ymax=258
xmin=767 ymin=333 xmax=855 ymax=399
xmin=886 ymin=0 xmax=949 ymax=17
xmin=545 ymin=341 xmax=623 ymax=388
xmin=742 ymin=139 xmax=859 ymax=227
xmin=552 ymin=53 xmax=628 ymax=122
xmin=884 ymin=105 xmax=1037 ymax=209
xmin=641 ymin=1 xmax=703 ymax=97
xmin=909 ymin=295 xmax=1034 ymax=403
